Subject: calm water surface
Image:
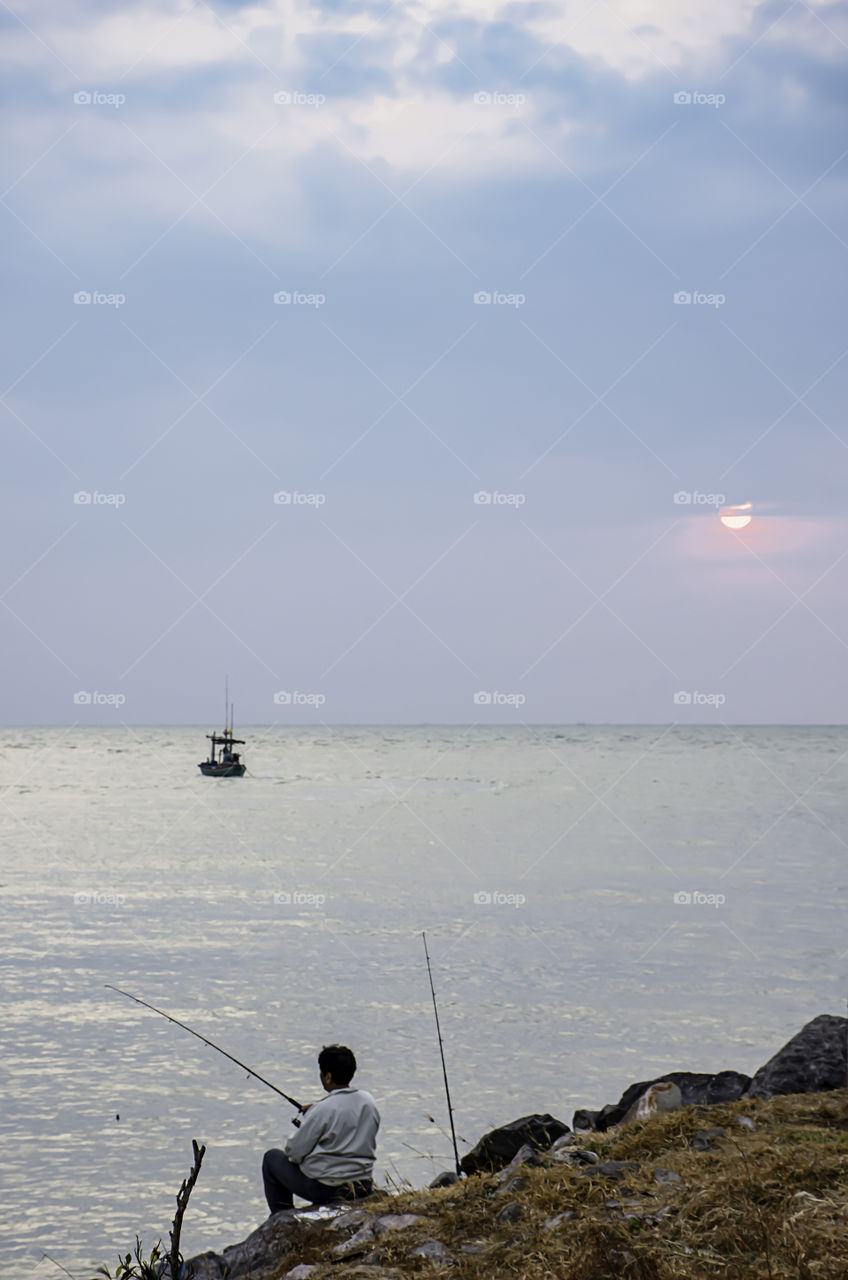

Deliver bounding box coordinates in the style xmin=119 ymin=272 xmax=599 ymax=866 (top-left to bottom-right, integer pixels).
xmin=2 ymin=725 xmax=846 ymax=1278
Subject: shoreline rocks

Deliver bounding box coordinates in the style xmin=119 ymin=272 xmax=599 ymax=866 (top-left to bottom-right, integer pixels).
xmin=177 ymin=1011 xmax=848 ymax=1280
xmin=619 ymin=1080 xmax=682 ymax=1127
xmin=747 ymin=1014 xmax=847 ymax=1098
xmin=459 ymin=1112 xmax=570 ymax=1174
xmin=574 ymin=1069 xmax=751 ymax=1132
xmin=573 ymin=1016 xmax=847 ymax=1133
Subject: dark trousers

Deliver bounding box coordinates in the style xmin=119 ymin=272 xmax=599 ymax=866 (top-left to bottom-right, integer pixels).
xmin=262 ymin=1148 xmax=372 ymax=1213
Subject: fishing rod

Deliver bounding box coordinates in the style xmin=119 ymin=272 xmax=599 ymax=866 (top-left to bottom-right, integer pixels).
xmin=105 ymin=985 xmax=304 ymax=1113
xmin=421 ymin=932 xmax=462 ymax=1177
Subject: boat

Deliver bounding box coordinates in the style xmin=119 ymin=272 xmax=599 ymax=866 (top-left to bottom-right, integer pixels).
xmin=199 ymin=681 xmax=247 ymax=777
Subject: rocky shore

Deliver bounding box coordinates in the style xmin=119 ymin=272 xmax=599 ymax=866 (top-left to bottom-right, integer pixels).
xmin=166 ymin=1014 xmax=847 ymax=1280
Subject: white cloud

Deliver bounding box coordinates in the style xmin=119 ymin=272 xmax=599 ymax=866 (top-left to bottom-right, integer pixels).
xmin=0 ymin=0 xmax=841 ymax=256
xmin=4 ymin=0 xmax=294 ymax=79
xmin=0 ymin=0 xmax=782 ymax=87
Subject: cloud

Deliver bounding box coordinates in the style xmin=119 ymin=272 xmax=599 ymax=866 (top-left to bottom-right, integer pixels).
xmin=1 ymin=0 xmax=771 ymax=84
xmin=3 ymin=0 xmax=847 ymax=261
xmin=3 ymin=0 xmax=848 ymax=721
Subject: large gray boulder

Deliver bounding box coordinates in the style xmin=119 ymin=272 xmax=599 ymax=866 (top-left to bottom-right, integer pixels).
xmin=574 ymin=1069 xmax=751 ymax=1132
xmin=617 ymin=1070 xmax=751 ymax=1114
xmin=181 ymin=1254 xmax=222 ymax=1280
xmin=182 ymin=1210 xmax=295 ymax=1280
xmin=747 ymin=1015 xmax=847 ymax=1099
xmin=459 ymin=1113 xmax=570 ymax=1174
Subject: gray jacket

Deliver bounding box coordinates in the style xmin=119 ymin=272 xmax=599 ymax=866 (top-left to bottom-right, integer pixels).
xmin=285 ymin=1086 xmax=380 ymax=1184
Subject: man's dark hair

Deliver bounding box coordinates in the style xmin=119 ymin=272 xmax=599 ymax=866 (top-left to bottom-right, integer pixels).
xmin=319 ymin=1044 xmax=357 ymax=1086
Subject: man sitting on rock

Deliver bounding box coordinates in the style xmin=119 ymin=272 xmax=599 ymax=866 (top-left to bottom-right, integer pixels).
xmin=262 ymin=1044 xmax=380 ymax=1212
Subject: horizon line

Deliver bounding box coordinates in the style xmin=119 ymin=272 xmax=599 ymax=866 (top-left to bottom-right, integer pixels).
xmin=4 ymin=721 xmax=847 ymax=730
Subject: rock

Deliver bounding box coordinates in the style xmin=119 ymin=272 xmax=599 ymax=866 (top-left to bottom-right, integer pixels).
xmin=429 ymin=1170 xmax=460 ymax=1188
xmin=550 ymin=1133 xmax=581 ymax=1151
xmin=652 ymin=1070 xmax=750 ymax=1107
xmin=507 ymin=1142 xmax=544 ymax=1168
xmin=295 ymin=1205 xmax=351 ymax=1223
xmin=747 ymin=1015 xmax=848 ymax=1099
xmin=545 ymin=1210 xmax=578 ymax=1228
xmin=496 ymin=1175 xmax=525 ymax=1194
xmin=580 ymin=1071 xmax=751 ymax=1132
xmin=653 ymin=1168 xmax=684 ymax=1186
xmin=691 ymin=1127 xmax=727 ymax=1152
xmin=284 ymin=1268 xmax=316 ymax=1279
xmin=572 ymin=1104 xmax=620 ymax=1132
xmin=373 ymin=1213 xmax=426 ymax=1236
xmin=411 ymin=1239 xmax=454 ymax=1262
xmin=204 ymin=1212 xmax=295 ymax=1280
xmin=619 ymin=1081 xmax=682 ymax=1127
xmin=551 ymin=1147 xmax=599 ymax=1167
xmin=328 ymin=1209 xmax=372 ymax=1232
xmin=497 ymin=1201 xmax=523 ymax=1223
xmin=332 ymin=1223 xmax=376 ymax=1258
xmin=460 ymin=1113 xmax=570 ymax=1174
xmin=182 ymin=1254 xmax=223 ymax=1279
xmin=583 ymin=1160 xmax=639 ymax=1181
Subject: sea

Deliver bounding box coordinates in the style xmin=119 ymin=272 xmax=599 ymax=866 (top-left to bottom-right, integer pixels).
xmin=2 ymin=725 xmax=846 ymax=1279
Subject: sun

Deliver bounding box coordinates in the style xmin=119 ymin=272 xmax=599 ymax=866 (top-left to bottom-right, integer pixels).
xmin=720 ymin=502 xmax=752 ymax=530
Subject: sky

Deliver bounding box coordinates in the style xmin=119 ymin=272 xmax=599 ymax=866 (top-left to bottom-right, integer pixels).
xmin=2 ymin=0 xmax=848 ymax=724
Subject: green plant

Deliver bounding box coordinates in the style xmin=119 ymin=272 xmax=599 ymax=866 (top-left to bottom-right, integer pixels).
xmin=93 ymin=1235 xmax=163 ymax=1279
xmin=89 ymin=1139 xmax=205 ymax=1280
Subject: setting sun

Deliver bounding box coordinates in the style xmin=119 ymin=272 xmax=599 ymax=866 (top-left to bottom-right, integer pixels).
xmin=720 ymin=502 xmax=753 ymax=530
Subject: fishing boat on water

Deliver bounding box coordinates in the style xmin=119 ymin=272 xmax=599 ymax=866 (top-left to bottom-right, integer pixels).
xmin=199 ymin=682 xmax=246 ymax=777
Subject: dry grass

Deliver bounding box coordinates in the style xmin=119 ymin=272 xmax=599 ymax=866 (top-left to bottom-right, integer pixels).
xmin=271 ymin=1091 xmax=848 ymax=1280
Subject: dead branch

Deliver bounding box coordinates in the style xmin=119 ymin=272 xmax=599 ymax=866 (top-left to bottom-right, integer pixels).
xmin=168 ymin=1139 xmax=206 ymax=1280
